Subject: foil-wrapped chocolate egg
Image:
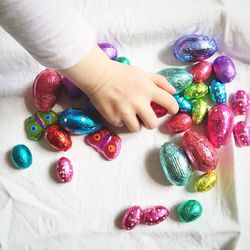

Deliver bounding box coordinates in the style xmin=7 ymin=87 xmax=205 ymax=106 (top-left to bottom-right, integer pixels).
xmin=192 ymin=99 xmax=208 ymax=124
xmin=158 ymin=68 xmax=193 ymax=94
xmin=183 ymin=130 xmax=218 ymax=172
xmin=44 ymin=125 xmax=72 ymax=151
xmin=98 ymin=43 xmax=118 ymax=59
xmin=233 ymin=121 xmax=250 ymax=147
xmin=166 ymin=113 xmax=192 ymax=133
xmin=62 ymin=77 xmax=84 ymax=99
xmin=173 ymin=35 xmax=217 ymax=62
xmin=122 ymin=206 xmax=143 ymax=230
xmin=177 ymin=200 xmax=202 ymax=223
xmin=59 ymin=108 xmax=102 ymax=135
xmin=213 ymin=56 xmax=236 ymax=83
xmin=150 ymin=102 xmax=168 ymax=117
xmin=56 ymin=157 xmax=73 ymax=183
xmin=26 ymin=110 xmax=58 ymax=140
xmin=183 ymin=83 xmax=208 ymax=100
xmin=33 ymin=69 xmax=62 ymax=112
xmin=160 ymin=142 xmax=192 ymax=186
xmin=194 ymin=172 xmax=218 ymax=192
xmin=174 ymin=95 xmax=193 ymax=113
xmin=231 ymin=90 xmax=250 ymax=115
xmin=190 ymin=61 xmax=212 ymax=82
xmin=115 ymin=56 xmax=130 ymax=65
xmin=142 ymin=206 xmax=169 ymax=226
xmin=11 ymin=144 xmax=32 ymax=169
xmin=209 ymin=80 xmax=227 ymax=104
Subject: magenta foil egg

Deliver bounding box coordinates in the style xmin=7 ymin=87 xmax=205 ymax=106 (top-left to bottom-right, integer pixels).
xmin=122 ymin=206 xmax=143 ymax=230
xmin=56 ymin=157 xmax=73 ymax=183
xmin=142 ymin=206 xmax=169 ymax=226
xmin=231 ymin=90 xmax=250 ymax=115
xmin=207 ymin=104 xmax=234 ymax=148
xmin=190 ymin=61 xmax=212 ymax=83
xmin=62 ymin=77 xmax=84 ymax=99
xmin=233 ymin=121 xmax=250 ymax=147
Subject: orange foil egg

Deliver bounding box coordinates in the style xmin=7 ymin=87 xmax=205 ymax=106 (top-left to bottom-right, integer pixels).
xmin=190 ymin=61 xmax=212 ymax=83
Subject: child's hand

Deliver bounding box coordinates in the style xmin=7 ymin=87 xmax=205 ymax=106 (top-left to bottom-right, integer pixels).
xmin=60 ymin=45 xmax=179 ymax=132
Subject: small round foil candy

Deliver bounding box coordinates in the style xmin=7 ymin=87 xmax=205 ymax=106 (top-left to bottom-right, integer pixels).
xmin=174 ymin=95 xmax=193 ymax=113
xmin=213 ymin=56 xmax=236 ymax=83
xmin=98 ymin=43 xmax=118 ymax=60
xmin=56 ymin=157 xmax=73 ymax=183
xmin=233 ymin=121 xmax=250 ymax=147
xmin=115 ymin=56 xmax=130 ymax=65
xmin=150 ymin=102 xmax=168 ymax=117
xmin=209 ymin=80 xmax=227 ymax=104
xmin=177 ymin=200 xmax=202 ymax=223
xmin=192 ymin=99 xmax=208 ymax=124
xmin=231 ymin=90 xmax=250 ymax=115
xmin=11 ymin=144 xmax=32 ymax=169
xmin=166 ymin=113 xmax=192 ymax=134
xmin=62 ymin=77 xmax=84 ymax=99
xmin=190 ymin=61 xmax=212 ymax=83
xmin=194 ymin=172 xmax=218 ymax=192
xmin=122 ymin=206 xmax=143 ymax=230
xmin=183 ymin=82 xmax=208 ymax=100
xmin=142 ymin=206 xmax=169 ymax=226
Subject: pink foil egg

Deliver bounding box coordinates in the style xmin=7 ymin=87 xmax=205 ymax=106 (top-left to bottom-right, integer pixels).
xmin=33 ymin=69 xmax=62 ymax=112
xmin=122 ymin=206 xmax=143 ymax=230
xmin=166 ymin=113 xmax=192 ymax=133
xmin=231 ymin=90 xmax=250 ymax=115
xmin=190 ymin=61 xmax=212 ymax=83
xmin=56 ymin=157 xmax=73 ymax=183
xmin=183 ymin=130 xmax=218 ymax=172
xmin=142 ymin=206 xmax=169 ymax=226
xmin=150 ymin=102 xmax=168 ymax=117
xmin=233 ymin=121 xmax=250 ymax=147
xmin=207 ymin=104 xmax=234 ymax=148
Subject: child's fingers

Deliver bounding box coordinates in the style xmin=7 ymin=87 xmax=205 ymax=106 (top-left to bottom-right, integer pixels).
xmin=122 ymin=113 xmax=141 ymax=132
xmin=138 ymin=106 xmax=158 ymax=129
xmin=149 ymin=73 xmax=176 ymax=94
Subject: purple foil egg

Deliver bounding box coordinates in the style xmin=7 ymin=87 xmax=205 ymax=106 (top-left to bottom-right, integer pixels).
xmin=98 ymin=43 xmax=118 ymax=60
xmin=62 ymin=77 xmax=84 ymax=99
xmin=56 ymin=157 xmax=73 ymax=183
xmin=213 ymin=56 xmax=236 ymax=83
xmin=122 ymin=206 xmax=143 ymax=230
xmin=231 ymin=90 xmax=250 ymax=115
xmin=233 ymin=121 xmax=250 ymax=147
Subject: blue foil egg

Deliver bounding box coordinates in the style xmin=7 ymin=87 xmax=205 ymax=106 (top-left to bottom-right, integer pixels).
xmin=59 ymin=108 xmax=102 ymax=135
xmin=11 ymin=144 xmax=32 ymax=169
xmin=174 ymin=95 xmax=193 ymax=113
xmin=173 ymin=35 xmax=218 ymax=62
xmin=209 ymin=80 xmax=227 ymax=104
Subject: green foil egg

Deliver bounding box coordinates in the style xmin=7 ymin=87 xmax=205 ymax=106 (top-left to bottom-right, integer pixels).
xmin=11 ymin=144 xmax=32 ymax=169
xmin=160 ymin=142 xmax=192 ymax=186
xmin=194 ymin=172 xmax=218 ymax=192
xmin=115 ymin=56 xmax=130 ymax=65
xmin=183 ymin=83 xmax=208 ymax=100
xmin=177 ymin=200 xmax=202 ymax=222
xmin=192 ymin=99 xmax=208 ymax=124
xmin=158 ymin=68 xmax=193 ymax=94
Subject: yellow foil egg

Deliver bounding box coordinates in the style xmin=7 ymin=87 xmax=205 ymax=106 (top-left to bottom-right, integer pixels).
xmin=194 ymin=172 xmax=218 ymax=192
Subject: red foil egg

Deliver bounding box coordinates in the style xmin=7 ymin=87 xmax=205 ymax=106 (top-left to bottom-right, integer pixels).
xmin=183 ymin=130 xmax=218 ymax=172
xmin=44 ymin=125 xmax=72 ymax=151
xmin=190 ymin=61 xmax=212 ymax=83
xmin=33 ymin=69 xmax=62 ymax=112
xmin=142 ymin=206 xmax=169 ymax=226
xmin=122 ymin=206 xmax=143 ymax=230
xmin=166 ymin=113 xmax=192 ymax=133
xmin=56 ymin=157 xmax=73 ymax=183
xmin=150 ymin=102 xmax=168 ymax=117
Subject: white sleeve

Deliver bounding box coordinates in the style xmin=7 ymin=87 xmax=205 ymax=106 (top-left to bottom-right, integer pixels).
xmin=0 ymin=0 xmax=96 ymax=70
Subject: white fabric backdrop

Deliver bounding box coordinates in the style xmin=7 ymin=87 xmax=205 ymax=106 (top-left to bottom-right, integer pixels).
xmin=0 ymin=0 xmax=250 ymax=249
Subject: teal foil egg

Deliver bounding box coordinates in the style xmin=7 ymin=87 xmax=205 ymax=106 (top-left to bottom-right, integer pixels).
xmin=177 ymin=200 xmax=202 ymax=222
xmin=174 ymin=95 xmax=193 ymax=113
xmin=209 ymin=80 xmax=227 ymax=104
xmin=160 ymin=142 xmax=192 ymax=186
xmin=115 ymin=56 xmax=130 ymax=65
xmin=158 ymin=68 xmax=193 ymax=94
xmin=11 ymin=144 xmax=32 ymax=169
xmin=183 ymin=82 xmax=208 ymax=100
xmin=59 ymin=108 xmax=102 ymax=135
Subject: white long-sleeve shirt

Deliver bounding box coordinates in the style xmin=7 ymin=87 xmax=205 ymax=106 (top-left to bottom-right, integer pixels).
xmin=0 ymin=0 xmax=95 ymax=70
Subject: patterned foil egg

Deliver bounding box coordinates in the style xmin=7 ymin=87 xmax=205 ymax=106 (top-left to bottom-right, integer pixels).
xmin=158 ymin=68 xmax=193 ymax=94
xmin=98 ymin=43 xmax=118 ymax=59
xmin=177 ymin=200 xmax=202 ymax=223
xmin=233 ymin=121 xmax=250 ymax=147
xmin=56 ymin=157 xmax=73 ymax=183
xmin=44 ymin=125 xmax=72 ymax=151
xmin=213 ymin=56 xmax=236 ymax=83
xmin=26 ymin=110 xmax=58 ymax=140
xmin=85 ymin=128 xmax=122 ymax=160
xmin=115 ymin=56 xmax=130 ymax=65
xmin=122 ymin=206 xmax=143 ymax=230
xmin=160 ymin=142 xmax=192 ymax=186
xmin=173 ymin=35 xmax=217 ymax=62
xmin=62 ymin=77 xmax=84 ymax=99
xmin=59 ymin=108 xmax=102 ymax=135
xmin=207 ymin=104 xmax=234 ymax=148
xmin=183 ymin=82 xmax=208 ymax=100
xmin=231 ymin=90 xmax=250 ymax=115
xmin=166 ymin=113 xmax=192 ymax=133
xmin=33 ymin=69 xmax=62 ymax=112
xmin=190 ymin=61 xmax=212 ymax=82
xmin=194 ymin=172 xmax=218 ymax=192
xmin=142 ymin=206 xmax=169 ymax=226
xmin=192 ymin=99 xmax=208 ymax=124
xmin=174 ymin=95 xmax=193 ymax=113
xmin=11 ymin=144 xmax=32 ymax=169
xmin=150 ymin=102 xmax=168 ymax=117
xmin=209 ymin=80 xmax=227 ymax=104
xmin=183 ymin=130 xmax=218 ymax=172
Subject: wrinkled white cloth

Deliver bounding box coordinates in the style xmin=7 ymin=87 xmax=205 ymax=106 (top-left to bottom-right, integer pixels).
xmin=0 ymin=0 xmax=250 ymax=249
